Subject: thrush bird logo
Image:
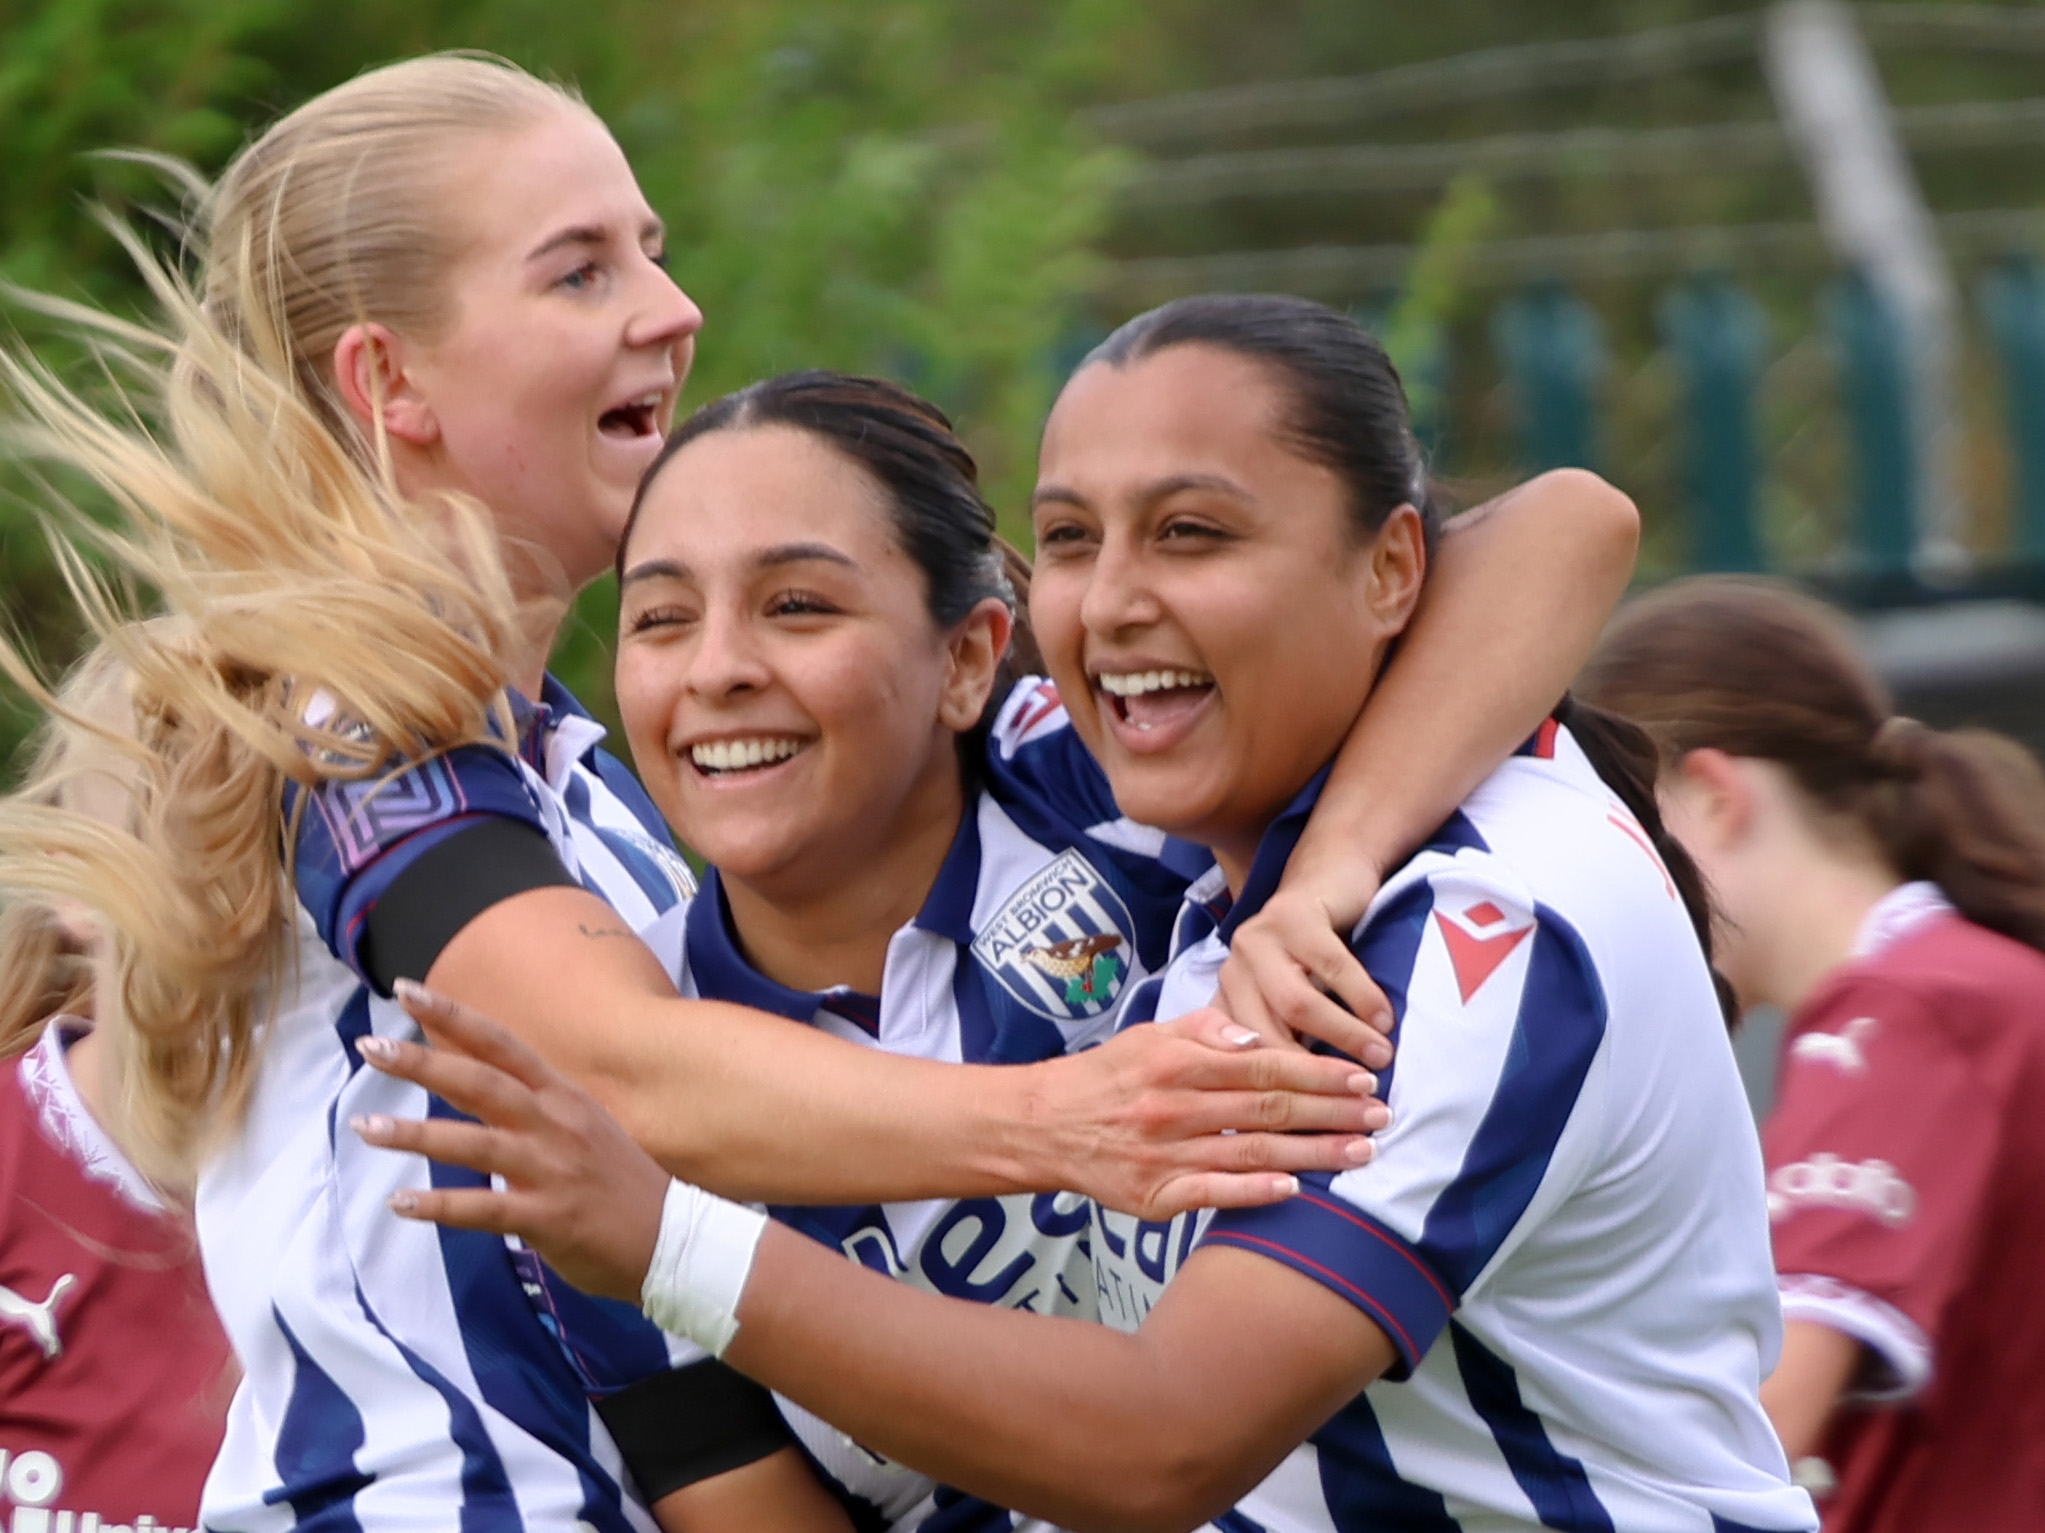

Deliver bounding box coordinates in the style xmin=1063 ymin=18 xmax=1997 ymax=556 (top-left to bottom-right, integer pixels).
xmin=1023 ymin=932 xmax=1125 ymax=1006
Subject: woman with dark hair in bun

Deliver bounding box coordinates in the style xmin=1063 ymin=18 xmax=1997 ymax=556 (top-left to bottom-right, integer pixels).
xmin=1577 ymin=576 xmax=2045 ymax=1533
xmin=359 ymin=299 xmax=1813 ymax=1533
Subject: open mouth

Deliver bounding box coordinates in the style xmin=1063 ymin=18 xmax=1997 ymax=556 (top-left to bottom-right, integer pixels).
xmin=599 ymin=391 xmax=665 ymax=441
xmin=688 ymin=736 xmax=811 ymax=777
xmin=1096 ymin=668 xmax=1215 ymax=732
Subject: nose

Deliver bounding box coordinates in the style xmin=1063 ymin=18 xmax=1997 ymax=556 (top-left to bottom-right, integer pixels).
xmin=1078 ymin=531 xmax=1159 ymax=639
xmin=685 ymin=600 xmax=770 ymax=703
xmin=628 ymin=254 xmax=704 ymax=359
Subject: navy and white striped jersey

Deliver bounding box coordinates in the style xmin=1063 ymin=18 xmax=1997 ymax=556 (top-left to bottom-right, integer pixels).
xmin=548 ymin=677 xmax=1205 ymax=1530
xmin=1094 ymin=724 xmax=1818 ymax=1533
xmin=195 ymin=677 xmax=696 ymax=1531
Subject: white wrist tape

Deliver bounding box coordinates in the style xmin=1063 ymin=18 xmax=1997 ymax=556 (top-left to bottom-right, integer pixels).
xmin=639 ymin=1177 xmax=769 ymax=1358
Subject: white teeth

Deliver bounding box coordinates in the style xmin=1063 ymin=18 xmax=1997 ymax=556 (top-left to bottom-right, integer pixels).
xmin=689 ymin=737 xmax=805 ymax=773
xmin=1097 ymin=669 xmax=1211 ymax=697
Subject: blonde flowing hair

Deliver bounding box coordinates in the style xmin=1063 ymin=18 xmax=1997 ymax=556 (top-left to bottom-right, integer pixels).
xmin=0 ymin=55 xmax=588 ymax=1181
xmin=0 ymin=637 xmax=154 ymax=1060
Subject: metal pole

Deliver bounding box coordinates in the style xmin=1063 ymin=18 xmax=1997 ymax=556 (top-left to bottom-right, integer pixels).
xmin=1764 ymin=0 xmax=1968 ymax=577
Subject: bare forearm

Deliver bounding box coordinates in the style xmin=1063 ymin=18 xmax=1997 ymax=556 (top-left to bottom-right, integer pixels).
xmin=597 ymin=1007 xmax=1040 ymax=1204
xmin=1762 ymin=1320 xmax=1861 ymax=1461
xmin=426 ymin=890 xmax=1042 ymax=1203
xmin=1300 ymin=469 xmax=1639 ymax=890
xmin=728 ymin=1225 xmax=1243 ymax=1533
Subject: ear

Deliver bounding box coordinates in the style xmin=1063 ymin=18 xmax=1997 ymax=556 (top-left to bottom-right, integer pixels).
xmin=937 ymin=597 xmax=1015 ymax=734
xmin=1664 ymin=746 xmax=1754 ymax=852
xmin=332 ymin=323 xmax=440 ymax=448
xmin=1363 ymin=504 xmax=1427 ymax=631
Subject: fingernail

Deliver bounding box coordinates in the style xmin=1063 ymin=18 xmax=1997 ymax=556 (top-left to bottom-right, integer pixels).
xmin=1370 ymin=1010 xmax=1393 ymax=1033
xmin=1221 ymin=1024 xmax=1260 ymax=1048
xmin=1366 ymin=1042 xmax=1394 ymax=1069
xmin=393 ymin=978 xmax=428 ymax=1005
xmin=1344 ymin=1137 xmax=1375 ymax=1165
xmin=1274 ymin=1174 xmax=1300 ymax=1197
xmin=358 ymin=1036 xmax=397 ymax=1062
xmin=1363 ymin=1104 xmax=1392 ymax=1132
xmin=352 ymin=1114 xmax=393 ymax=1138
xmin=387 ymin=1191 xmax=417 ymax=1213
xmin=1347 ymin=1071 xmax=1378 ymax=1095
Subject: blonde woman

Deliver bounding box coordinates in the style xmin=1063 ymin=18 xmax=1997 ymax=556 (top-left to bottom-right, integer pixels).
xmin=0 ymin=641 xmax=233 ymax=1533
xmin=0 ymin=56 xmax=1635 ymax=1529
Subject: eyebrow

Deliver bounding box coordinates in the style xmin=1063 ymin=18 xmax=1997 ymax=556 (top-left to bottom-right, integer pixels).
xmin=1031 ymin=471 xmax=1251 ymax=512
xmin=526 ymin=216 xmax=667 ymax=264
xmin=620 ymin=542 xmax=859 ymax=587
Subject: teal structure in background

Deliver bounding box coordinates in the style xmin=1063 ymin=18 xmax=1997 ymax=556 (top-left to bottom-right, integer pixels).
xmin=1659 ymin=277 xmax=1768 ymax=574
xmin=1981 ymin=259 xmax=2045 ymax=566
xmin=1493 ymin=285 xmax=1603 ymax=476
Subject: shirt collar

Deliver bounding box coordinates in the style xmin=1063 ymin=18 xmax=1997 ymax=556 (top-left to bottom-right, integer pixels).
xmin=1851 ymin=880 xmax=1957 ymax=959
xmin=681 ymin=800 xmax=984 ymax=1025
xmin=1210 ymin=763 xmax=1334 ymax=943
xmin=506 ymin=675 xmax=609 ymax=789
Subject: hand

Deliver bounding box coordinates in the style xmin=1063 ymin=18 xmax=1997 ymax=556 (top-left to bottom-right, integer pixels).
xmin=1217 ymin=862 xmax=1394 ymax=1069
xmin=351 ymin=982 xmax=670 ymax=1304
xmin=1031 ymin=1007 xmax=1389 ymax=1222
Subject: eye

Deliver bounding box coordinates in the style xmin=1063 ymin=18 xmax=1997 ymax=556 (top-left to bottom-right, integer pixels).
xmin=768 ymin=589 xmax=839 ymax=618
xmin=557 ymin=261 xmax=603 ymax=294
xmin=1158 ymin=516 xmax=1228 ymax=546
xmin=647 ymin=248 xmax=671 ymax=271
xmin=626 ymin=603 xmax=694 ymax=634
xmin=1033 ymin=519 xmax=1097 ymax=555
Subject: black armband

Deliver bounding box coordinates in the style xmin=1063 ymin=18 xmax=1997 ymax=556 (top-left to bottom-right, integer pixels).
xmin=597 ymin=1357 xmax=796 ymax=1500
xmin=358 ymin=816 xmax=578 ymax=996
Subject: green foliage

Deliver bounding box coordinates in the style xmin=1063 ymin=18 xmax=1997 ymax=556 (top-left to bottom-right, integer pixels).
xmin=0 ymin=0 xmax=1145 ymax=770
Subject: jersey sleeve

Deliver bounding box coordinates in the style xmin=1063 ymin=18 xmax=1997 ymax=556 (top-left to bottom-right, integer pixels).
xmin=1201 ymin=865 xmax=1609 ymax=1377
xmin=1763 ymin=974 xmax=2003 ymax=1399
xmin=290 ymin=743 xmax=558 ymax=983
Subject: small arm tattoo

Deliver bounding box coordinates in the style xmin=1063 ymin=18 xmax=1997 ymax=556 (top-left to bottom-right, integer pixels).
xmin=578 ymin=922 xmax=633 ymax=940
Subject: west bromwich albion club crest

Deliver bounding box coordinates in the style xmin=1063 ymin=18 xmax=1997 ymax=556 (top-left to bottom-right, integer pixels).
xmin=972 ymin=850 xmax=1135 ymax=1021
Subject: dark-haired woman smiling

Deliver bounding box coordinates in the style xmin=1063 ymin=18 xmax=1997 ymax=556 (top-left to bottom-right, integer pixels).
xmin=363 ymin=298 xmax=1814 ymax=1532
xmin=487 ymin=366 xmax=1645 ymax=1528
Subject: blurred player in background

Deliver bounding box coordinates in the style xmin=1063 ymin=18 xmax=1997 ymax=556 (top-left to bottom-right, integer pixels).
xmin=0 ymin=638 xmax=233 ymax=1533
xmin=1580 ymin=576 xmax=2045 ymax=1533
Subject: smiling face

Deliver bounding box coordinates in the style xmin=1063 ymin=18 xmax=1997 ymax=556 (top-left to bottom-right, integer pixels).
xmin=614 ymin=423 xmax=1005 ymax=899
xmin=398 ymin=104 xmax=702 ymax=590
xmin=1030 ymin=344 xmax=1424 ymax=886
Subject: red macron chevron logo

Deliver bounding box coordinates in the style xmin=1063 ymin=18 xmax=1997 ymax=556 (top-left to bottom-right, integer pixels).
xmin=1434 ymin=900 xmax=1533 ymax=1002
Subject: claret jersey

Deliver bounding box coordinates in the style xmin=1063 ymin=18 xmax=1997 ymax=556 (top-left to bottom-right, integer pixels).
xmin=1763 ymin=883 xmax=2045 ymax=1533
xmin=196 ymin=677 xmax=694 ymax=1532
xmin=1094 ymin=725 xmax=1818 ymax=1533
xmin=0 ymin=1019 xmax=232 ymax=1533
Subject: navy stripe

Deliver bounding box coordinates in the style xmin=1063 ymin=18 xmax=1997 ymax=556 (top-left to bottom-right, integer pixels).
xmin=1215 ymin=1511 xmax=1271 ymax=1533
xmin=1451 ymin=1322 xmax=1613 ymax=1531
xmin=348 ymin=1275 xmax=523 ymax=1532
xmin=1712 ymin=1517 xmax=1810 ymax=1533
xmin=268 ymin=1309 xmax=371 ymax=1529
xmin=1203 ymin=1183 xmax=1454 ymax=1376
xmin=590 ymin=744 xmax=676 ymax=845
xmin=1348 ymin=881 xmax=1437 ymax=1105
xmin=1313 ymin=1391 xmax=1460 ymax=1531
xmin=1116 ymin=974 xmax=1167 ymax=1030
xmin=1423 ymin=809 xmax=1490 ymax=857
xmin=1416 ymin=904 xmax=1608 ymax=1293
xmin=422 ymin=1107 xmax=638 ymax=1531
xmin=562 ymin=772 xmax=677 ymax=914
xmin=925 ymin=1484 xmax=1021 ymax=1530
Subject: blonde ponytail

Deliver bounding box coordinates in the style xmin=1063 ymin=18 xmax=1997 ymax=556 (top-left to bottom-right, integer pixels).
xmin=0 ymin=55 xmax=583 ymax=1181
